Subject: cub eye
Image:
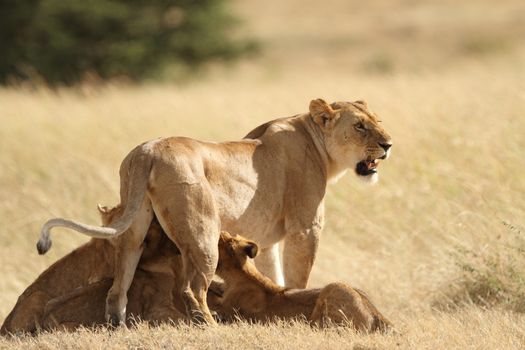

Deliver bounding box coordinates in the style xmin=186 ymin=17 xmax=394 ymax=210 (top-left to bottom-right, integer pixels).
xmin=354 ymin=122 xmax=365 ymax=132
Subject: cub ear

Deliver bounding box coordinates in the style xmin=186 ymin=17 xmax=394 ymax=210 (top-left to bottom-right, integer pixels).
xmin=330 ymin=101 xmax=343 ymax=109
xmin=243 ymin=242 xmax=259 ymax=259
xmin=221 ymin=231 xmax=233 ymax=240
xmin=309 ymin=98 xmax=338 ymax=127
xmin=97 ymin=203 xmax=109 ymax=214
xmin=354 ymin=100 xmax=368 ymax=109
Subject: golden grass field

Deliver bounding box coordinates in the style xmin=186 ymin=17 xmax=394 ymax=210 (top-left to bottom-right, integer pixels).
xmin=1 ymin=0 xmax=525 ymax=348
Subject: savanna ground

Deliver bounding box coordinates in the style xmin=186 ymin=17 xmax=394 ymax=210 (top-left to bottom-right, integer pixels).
xmin=1 ymin=0 xmax=525 ymax=348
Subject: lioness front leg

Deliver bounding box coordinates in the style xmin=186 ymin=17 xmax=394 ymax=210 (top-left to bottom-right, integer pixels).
xmin=283 ymin=228 xmax=320 ymax=288
xmin=254 ymin=243 xmax=285 ymax=286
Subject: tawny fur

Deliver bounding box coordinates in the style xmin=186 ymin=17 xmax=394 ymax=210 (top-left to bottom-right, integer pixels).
xmin=37 ymin=99 xmax=392 ymax=325
xmin=3 ymin=221 xmax=390 ymax=334
xmin=214 ymin=232 xmax=392 ymax=332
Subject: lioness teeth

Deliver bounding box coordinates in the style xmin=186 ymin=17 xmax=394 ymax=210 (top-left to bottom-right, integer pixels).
xmin=366 ymin=159 xmax=379 ymax=170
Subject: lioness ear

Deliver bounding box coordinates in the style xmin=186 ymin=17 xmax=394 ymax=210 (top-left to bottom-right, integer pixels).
xmin=244 ymin=242 xmax=259 ymax=259
xmin=310 ymin=98 xmax=337 ymax=128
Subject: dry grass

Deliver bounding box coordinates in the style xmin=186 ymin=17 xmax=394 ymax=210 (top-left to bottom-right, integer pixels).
xmin=1 ymin=0 xmax=525 ymax=348
xmin=2 ymin=309 xmax=525 ymax=350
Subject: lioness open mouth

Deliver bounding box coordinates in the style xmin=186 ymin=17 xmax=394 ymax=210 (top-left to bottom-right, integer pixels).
xmin=355 ymin=159 xmax=379 ymax=176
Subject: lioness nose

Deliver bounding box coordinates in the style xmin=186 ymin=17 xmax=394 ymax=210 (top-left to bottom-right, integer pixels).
xmin=379 ymin=142 xmax=392 ymax=151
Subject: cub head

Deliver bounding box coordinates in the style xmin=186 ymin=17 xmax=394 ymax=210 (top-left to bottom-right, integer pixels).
xmin=217 ymin=231 xmax=259 ymax=274
xmin=310 ymin=98 xmax=392 ymax=184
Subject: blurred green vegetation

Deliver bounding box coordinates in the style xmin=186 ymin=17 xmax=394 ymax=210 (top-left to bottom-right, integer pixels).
xmin=437 ymin=221 xmax=525 ymax=313
xmin=0 ymin=0 xmax=256 ymax=85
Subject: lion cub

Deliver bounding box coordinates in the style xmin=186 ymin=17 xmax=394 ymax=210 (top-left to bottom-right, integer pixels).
xmin=213 ymin=231 xmax=391 ymax=332
xmin=1 ymin=205 xmax=185 ymax=334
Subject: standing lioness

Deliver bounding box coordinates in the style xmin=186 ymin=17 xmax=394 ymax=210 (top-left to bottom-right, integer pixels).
xmin=37 ymin=99 xmax=392 ymax=325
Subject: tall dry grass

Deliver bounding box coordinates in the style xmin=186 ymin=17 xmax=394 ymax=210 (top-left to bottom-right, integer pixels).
xmin=1 ymin=0 xmax=525 ymax=348
xmin=3 ymin=310 xmax=525 ymax=350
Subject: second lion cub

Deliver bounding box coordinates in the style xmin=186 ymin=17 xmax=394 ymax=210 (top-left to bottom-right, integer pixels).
xmin=213 ymin=231 xmax=391 ymax=332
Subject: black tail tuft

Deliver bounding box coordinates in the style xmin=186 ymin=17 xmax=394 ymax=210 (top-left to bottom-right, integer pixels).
xmin=36 ymin=239 xmax=51 ymax=255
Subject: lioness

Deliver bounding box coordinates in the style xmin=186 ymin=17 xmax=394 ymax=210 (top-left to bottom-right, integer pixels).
xmin=1 ymin=205 xmax=185 ymax=334
xmin=212 ymin=231 xmax=391 ymax=332
xmin=37 ymin=99 xmax=392 ymax=325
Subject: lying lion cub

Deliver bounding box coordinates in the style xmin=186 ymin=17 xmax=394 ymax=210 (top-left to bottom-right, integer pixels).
xmin=1 ymin=205 xmax=185 ymax=334
xmin=213 ymin=231 xmax=391 ymax=332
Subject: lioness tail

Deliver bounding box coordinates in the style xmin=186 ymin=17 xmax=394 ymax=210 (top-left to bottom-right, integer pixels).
xmin=37 ymin=150 xmax=152 ymax=255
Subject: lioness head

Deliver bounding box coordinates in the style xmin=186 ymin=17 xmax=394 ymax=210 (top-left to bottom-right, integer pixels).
xmin=217 ymin=231 xmax=258 ymax=273
xmin=310 ymin=99 xmax=392 ymax=184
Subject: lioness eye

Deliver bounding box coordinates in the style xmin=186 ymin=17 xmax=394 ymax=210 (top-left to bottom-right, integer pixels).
xmin=355 ymin=122 xmax=365 ymax=131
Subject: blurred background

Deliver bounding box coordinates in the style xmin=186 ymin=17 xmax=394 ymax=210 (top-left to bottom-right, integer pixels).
xmin=1 ymin=0 xmax=524 ymax=85
xmin=1 ymin=0 xmax=525 ymax=346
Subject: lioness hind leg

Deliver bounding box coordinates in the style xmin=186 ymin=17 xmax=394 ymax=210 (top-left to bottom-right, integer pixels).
xmin=162 ymin=221 xmax=218 ymax=325
xmin=150 ymin=183 xmax=219 ymax=325
xmin=178 ymin=256 xmax=216 ymax=324
xmin=105 ymin=199 xmax=153 ymax=326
